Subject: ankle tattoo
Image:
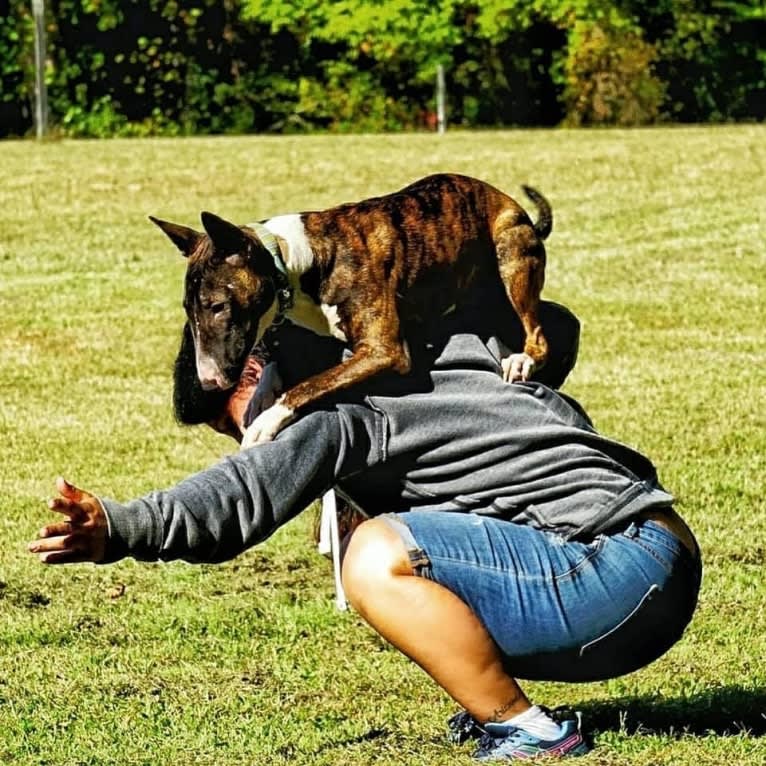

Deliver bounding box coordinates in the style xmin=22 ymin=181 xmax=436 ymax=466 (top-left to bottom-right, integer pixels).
xmin=488 ymin=693 xmax=523 ymax=723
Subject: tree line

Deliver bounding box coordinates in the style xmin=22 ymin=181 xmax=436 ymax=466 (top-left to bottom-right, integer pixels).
xmin=1 ymin=0 xmax=763 ymax=138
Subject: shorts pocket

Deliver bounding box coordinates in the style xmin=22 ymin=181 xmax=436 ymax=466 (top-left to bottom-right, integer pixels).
xmin=628 ymin=525 xmax=701 ymax=582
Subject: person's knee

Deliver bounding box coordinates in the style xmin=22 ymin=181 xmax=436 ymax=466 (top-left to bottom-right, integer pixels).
xmin=341 ymin=518 xmax=412 ymax=611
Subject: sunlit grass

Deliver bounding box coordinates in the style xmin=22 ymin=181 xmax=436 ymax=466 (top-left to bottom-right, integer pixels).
xmin=1 ymin=126 xmax=765 ymax=764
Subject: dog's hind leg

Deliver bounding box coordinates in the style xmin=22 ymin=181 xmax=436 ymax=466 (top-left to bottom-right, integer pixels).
xmin=493 ymin=221 xmax=549 ymax=382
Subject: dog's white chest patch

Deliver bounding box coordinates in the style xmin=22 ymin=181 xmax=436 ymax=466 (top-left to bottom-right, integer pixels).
xmin=288 ymin=290 xmax=347 ymax=341
xmin=262 ymin=214 xmax=314 ymax=274
xmin=260 ymin=214 xmax=346 ymax=341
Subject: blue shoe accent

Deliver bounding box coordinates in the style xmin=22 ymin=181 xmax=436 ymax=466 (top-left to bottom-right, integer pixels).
xmin=473 ymin=714 xmax=590 ymax=761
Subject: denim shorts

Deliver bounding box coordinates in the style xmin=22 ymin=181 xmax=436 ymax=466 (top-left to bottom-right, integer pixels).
xmin=386 ymin=511 xmax=702 ymax=682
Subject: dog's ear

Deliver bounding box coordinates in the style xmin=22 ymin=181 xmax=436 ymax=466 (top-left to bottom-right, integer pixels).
xmin=149 ymin=216 xmax=202 ymax=257
xmin=200 ymin=212 xmax=249 ymax=257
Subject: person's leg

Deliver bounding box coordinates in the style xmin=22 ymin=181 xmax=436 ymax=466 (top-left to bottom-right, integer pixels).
xmin=341 ymin=516 xmax=591 ymax=761
xmin=378 ymin=510 xmax=700 ymax=684
xmin=341 ymin=510 xmax=698 ymax=758
xmin=341 ymin=517 xmax=531 ymax=723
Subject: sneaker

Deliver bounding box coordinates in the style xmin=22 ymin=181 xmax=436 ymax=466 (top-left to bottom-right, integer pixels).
xmin=447 ymin=710 xmax=483 ymax=744
xmin=473 ymin=712 xmax=590 ymax=761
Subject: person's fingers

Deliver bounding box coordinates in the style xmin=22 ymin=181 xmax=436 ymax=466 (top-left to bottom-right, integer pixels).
xmin=28 ymin=532 xmax=78 ymax=561
xmin=29 ymin=479 xmax=108 ymax=564
xmin=51 ymin=477 xmax=102 ymax=522
xmin=29 ymin=533 xmax=71 ymax=553
xmin=56 ymin=476 xmax=85 ymax=503
xmin=29 ymin=532 xmax=104 ymax=564
xmin=47 ymin=496 xmax=86 ymax=522
xmin=28 ymin=529 xmax=95 ymax=563
xmin=38 ymin=547 xmax=94 ymax=565
xmin=38 ymin=520 xmax=73 ymax=538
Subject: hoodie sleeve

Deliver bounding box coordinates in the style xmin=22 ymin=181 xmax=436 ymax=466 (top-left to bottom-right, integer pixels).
xmin=99 ymin=404 xmax=384 ymax=564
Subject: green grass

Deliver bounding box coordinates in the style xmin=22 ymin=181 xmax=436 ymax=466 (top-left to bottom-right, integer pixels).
xmin=1 ymin=126 xmax=765 ymax=765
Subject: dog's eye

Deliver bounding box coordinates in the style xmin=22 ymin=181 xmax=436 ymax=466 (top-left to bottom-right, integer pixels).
xmin=210 ymin=302 xmax=228 ymax=316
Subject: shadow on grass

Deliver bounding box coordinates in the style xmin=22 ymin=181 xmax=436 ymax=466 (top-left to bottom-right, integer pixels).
xmin=580 ymin=686 xmax=766 ymax=737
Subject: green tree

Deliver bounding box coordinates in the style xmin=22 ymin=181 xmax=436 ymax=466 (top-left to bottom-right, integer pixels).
xmin=243 ymin=0 xmax=464 ymax=130
xmin=1 ymin=0 xmax=763 ymax=137
xmin=0 ymin=1 xmax=35 ymax=136
xmin=561 ymin=15 xmax=665 ymax=125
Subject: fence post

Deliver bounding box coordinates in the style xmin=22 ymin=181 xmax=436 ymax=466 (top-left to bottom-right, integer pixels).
xmin=436 ymin=64 xmax=446 ymax=134
xmin=32 ymin=0 xmax=49 ymax=139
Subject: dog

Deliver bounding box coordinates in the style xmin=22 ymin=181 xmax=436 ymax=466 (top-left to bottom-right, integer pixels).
xmin=151 ymin=173 xmax=552 ymax=447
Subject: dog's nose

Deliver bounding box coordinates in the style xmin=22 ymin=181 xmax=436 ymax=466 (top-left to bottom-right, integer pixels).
xmin=199 ymin=376 xmax=224 ymax=391
xmin=197 ymin=360 xmax=229 ymax=390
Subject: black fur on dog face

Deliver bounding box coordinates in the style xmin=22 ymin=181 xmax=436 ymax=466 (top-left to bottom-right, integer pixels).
xmin=172 ymin=321 xmax=230 ymax=424
xmin=151 ymin=212 xmax=279 ymax=391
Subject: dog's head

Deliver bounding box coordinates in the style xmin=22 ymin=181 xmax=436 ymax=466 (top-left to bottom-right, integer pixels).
xmin=151 ymin=212 xmax=280 ymax=391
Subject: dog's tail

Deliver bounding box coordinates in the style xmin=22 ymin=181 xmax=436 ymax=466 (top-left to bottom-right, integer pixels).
xmin=521 ymin=185 xmax=553 ymax=240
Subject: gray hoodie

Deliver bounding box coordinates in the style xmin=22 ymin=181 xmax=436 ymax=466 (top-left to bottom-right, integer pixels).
xmin=100 ymin=333 xmax=672 ymax=564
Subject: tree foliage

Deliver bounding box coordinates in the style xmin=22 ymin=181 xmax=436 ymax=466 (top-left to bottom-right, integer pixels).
xmin=562 ymin=15 xmax=665 ymax=126
xmin=0 ymin=0 xmax=35 ymax=135
xmin=0 ymin=0 xmax=763 ymax=137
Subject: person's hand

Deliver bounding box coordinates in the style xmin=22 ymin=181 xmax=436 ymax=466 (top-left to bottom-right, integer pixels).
xmin=28 ymin=477 xmax=107 ymax=564
xmin=243 ymin=361 xmax=283 ymax=428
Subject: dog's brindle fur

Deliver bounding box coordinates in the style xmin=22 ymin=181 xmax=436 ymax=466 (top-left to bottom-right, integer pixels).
xmin=152 ymin=173 xmax=552 ymax=445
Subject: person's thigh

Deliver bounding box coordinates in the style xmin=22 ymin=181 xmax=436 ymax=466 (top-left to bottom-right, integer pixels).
xmin=386 ymin=512 xmax=700 ymax=682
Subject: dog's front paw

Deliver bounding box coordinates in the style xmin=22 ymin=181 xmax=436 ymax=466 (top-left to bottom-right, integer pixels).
xmin=502 ymin=353 xmax=537 ymax=383
xmin=240 ymin=401 xmax=296 ymax=449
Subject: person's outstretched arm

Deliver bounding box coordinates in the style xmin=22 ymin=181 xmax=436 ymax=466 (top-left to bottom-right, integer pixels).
xmin=29 ymin=401 xmax=384 ymax=566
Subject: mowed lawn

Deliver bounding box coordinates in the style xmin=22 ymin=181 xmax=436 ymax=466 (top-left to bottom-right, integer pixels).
xmin=0 ymin=126 xmax=764 ymax=766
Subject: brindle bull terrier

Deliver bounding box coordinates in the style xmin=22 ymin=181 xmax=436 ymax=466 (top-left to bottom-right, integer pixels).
xmin=151 ymin=173 xmax=553 ymax=447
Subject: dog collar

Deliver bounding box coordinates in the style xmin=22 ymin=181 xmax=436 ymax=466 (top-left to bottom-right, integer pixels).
xmin=249 ymin=221 xmax=294 ymax=319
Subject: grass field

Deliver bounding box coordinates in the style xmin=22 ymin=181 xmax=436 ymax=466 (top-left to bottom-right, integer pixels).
xmin=1 ymin=126 xmax=764 ymax=765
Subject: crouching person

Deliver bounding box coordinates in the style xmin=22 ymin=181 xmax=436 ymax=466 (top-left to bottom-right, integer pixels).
xmin=29 ymin=303 xmax=700 ymax=761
